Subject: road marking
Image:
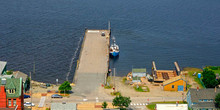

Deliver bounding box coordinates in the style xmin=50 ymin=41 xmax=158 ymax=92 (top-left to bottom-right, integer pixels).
xmin=38 ymin=96 xmax=46 ymax=107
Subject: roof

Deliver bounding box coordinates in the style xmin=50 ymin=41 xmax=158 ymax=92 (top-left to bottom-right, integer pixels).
xmin=192 ymin=102 xmax=216 ymax=108
xmin=13 ymin=71 xmax=28 ymax=82
xmin=189 ymin=88 xmax=220 ymax=103
xmin=0 ymin=61 xmax=7 ymax=74
xmin=163 ymin=76 xmax=186 ymax=86
xmin=156 ymin=104 xmax=188 ymax=110
xmin=0 ymin=75 xmax=13 ymax=79
xmin=0 ymin=78 xmax=22 ymax=98
xmin=132 ymin=68 xmax=146 ymax=73
xmin=51 ymin=103 xmax=77 ymax=110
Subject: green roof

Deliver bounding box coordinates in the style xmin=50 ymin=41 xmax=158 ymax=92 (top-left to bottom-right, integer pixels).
xmin=132 ymin=68 xmax=146 ymax=73
xmin=0 ymin=78 xmax=22 ymax=98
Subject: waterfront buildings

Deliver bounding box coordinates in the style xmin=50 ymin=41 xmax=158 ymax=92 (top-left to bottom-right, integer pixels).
xmin=0 ymin=78 xmax=24 ymax=110
xmin=187 ymin=88 xmax=220 ymax=110
xmin=163 ymin=76 xmax=187 ymax=91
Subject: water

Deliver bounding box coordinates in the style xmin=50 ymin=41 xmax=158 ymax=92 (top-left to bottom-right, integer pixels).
xmin=0 ymin=0 xmax=219 ymax=83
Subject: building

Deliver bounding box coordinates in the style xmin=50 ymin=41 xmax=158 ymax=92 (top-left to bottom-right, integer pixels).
xmin=0 ymin=78 xmax=24 ymax=110
xmin=187 ymin=88 xmax=220 ymax=110
xmin=132 ymin=68 xmax=146 ymax=83
xmin=51 ymin=102 xmax=77 ymax=110
xmin=0 ymin=61 xmax=7 ymax=75
xmin=12 ymin=71 xmax=28 ymax=92
xmin=155 ymin=104 xmax=188 ymax=110
xmin=163 ymin=76 xmax=187 ymax=91
xmin=152 ymin=61 xmax=180 ymax=82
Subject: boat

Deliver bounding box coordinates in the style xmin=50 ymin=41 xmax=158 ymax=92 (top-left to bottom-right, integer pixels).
xmin=110 ymin=36 xmax=119 ymax=57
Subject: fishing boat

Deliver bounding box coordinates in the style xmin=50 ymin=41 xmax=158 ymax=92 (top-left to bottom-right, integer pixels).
xmin=110 ymin=36 xmax=119 ymax=57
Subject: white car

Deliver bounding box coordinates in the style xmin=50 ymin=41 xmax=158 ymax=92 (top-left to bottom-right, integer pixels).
xmin=24 ymin=102 xmax=35 ymax=107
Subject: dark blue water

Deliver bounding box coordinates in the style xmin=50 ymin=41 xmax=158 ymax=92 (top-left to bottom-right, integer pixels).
xmin=0 ymin=0 xmax=219 ymax=83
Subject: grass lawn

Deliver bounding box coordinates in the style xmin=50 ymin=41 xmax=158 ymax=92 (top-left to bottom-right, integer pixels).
xmin=183 ymin=67 xmax=204 ymax=88
xmin=146 ymin=101 xmax=187 ymax=110
xmin=134 ymin=86 xmax=150 ymax=92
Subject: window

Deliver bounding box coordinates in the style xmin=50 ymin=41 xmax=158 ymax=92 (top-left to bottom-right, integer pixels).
xmin=172 ymin=85 xmax=174 ymax=88
xmin=13 ymin=99 xmax=16 ymax=106
xmin=8 ymin=89 xmax=15 ymax=94
xmin=8 ymin=99 xmax=11 ymax=106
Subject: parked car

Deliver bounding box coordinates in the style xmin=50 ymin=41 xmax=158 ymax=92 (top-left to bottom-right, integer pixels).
xmin=24 ymin=94 xmax=30 ymax=98
xmin=101 ymin=32 xmax=105 ymax=36
xmin=51 ymin=94 xmax=63 ymax=98
xmin=24 ymin=102 xmax=35 ymax=107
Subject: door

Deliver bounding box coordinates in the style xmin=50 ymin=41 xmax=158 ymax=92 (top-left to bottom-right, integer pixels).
xmin=178 ymin=85 xmax=183 ymax=91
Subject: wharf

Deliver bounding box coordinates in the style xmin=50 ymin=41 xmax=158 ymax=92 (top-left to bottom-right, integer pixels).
xmin=73 ymin=29 xmax=110 ymax=96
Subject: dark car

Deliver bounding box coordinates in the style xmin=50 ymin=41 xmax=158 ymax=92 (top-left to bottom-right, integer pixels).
xmin=51 ymin=94 xmax=63 ymax=98
xmin=24 ymin=95 xmax=30 ymax=98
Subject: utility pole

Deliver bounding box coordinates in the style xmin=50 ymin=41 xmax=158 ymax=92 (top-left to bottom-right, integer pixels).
xmin=30 ymin=72 xmax=32 ymax=110
xmin=114 ymin=68 xmax=116 ymax=92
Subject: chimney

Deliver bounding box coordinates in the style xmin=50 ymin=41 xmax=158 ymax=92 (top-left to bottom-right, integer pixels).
xmin=197 ymin=86 xmax=199 ymax=91
xmin=215 ymin=87 xmax=217 ymax=93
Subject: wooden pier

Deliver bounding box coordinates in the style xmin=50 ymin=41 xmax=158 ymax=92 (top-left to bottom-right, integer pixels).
xmin=73 ymin=29 xmax=110 ymax=96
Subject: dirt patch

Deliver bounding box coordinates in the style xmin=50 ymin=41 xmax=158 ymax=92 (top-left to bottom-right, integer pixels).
xmin=102 ymin=77 xmax=185 ymax=97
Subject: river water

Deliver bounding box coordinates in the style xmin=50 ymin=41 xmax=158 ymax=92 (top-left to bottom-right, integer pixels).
xmin=0 ymin=0 xmax=219 ymax=83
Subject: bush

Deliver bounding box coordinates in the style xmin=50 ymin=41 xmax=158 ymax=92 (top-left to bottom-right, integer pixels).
xmin=102 ymin=101 xmax=108 ymax=108
xmin=6 ymin=70 xmax=13 ymax=75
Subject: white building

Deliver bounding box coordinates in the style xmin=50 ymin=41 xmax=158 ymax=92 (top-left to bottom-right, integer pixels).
xmin=156 ymin=104 xmax=188 ymax=110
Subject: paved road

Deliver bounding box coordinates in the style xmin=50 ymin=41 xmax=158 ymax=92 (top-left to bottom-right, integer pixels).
xmin=25 ymin=95 xmax=183 ymax=108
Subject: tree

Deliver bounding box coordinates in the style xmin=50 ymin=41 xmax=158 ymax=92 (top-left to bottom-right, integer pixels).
xmin=112 ymin=95 xmax=131 ymax=109
xmin=102 ymin=101 xmax=108 ymax=108
xmin=202 ymin=69 xmax=218 ymax=88
xmin=59 ymin=81 xmax=72 ymax=93
xmin=215 ymin=93 xmax=220 ymax=108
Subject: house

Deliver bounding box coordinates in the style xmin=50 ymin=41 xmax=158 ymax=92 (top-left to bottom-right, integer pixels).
xmin=132 ymin=68 xmax=146 ymax=83
xmin=0 ymin=78 xmax=24 ymax=110
xmin=187 ymin=88 xmax=220 ymax=110
xmin=51 ymin=102 xmax=77 ymax=110
xmin=163 ymin=76 xmax=187 ymax=91
xmin=155 ymin=104 xmax=188 ymax=110
xmin=12 ymin=71 xmax=28 ymax=92
xmin=0 ymin=61 xmax=7 ymax=75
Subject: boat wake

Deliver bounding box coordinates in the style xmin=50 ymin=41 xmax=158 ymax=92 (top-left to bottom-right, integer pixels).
xmin=66 ymin=36 xmax=83 ymax=81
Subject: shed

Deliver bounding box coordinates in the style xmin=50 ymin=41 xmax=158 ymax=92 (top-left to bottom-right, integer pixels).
xmin=51 ymin=102 xmax=77 ymax=110
xmin=163 ymin=76 xmax=187 ymax=91
xmin=132 ymin=68 xmax=146 ymax=82
xmin=156 ymin=104 xmax=188 ymax=110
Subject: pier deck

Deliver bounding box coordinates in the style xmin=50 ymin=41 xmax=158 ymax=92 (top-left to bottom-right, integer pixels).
xmin=73 ymin=29 xmax=110 ymax=96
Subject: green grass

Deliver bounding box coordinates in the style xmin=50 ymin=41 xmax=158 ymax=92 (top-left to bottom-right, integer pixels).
xmin=134 ymin=86 xmax=150 ymax=92
xmin=187 ymin=84 xmax=192 ymax=89
xmin=122 ymin=77 xmax=127 ymax=84
xmin=110 ymin=91 xmax=121 ymax=96
xmin=104 ymin=85 xmax=113 ymax=89
xmin=146 ymin=101 xmax=187 ymax=110
xmin=183 ymin=67 xmax=204 ymax=88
